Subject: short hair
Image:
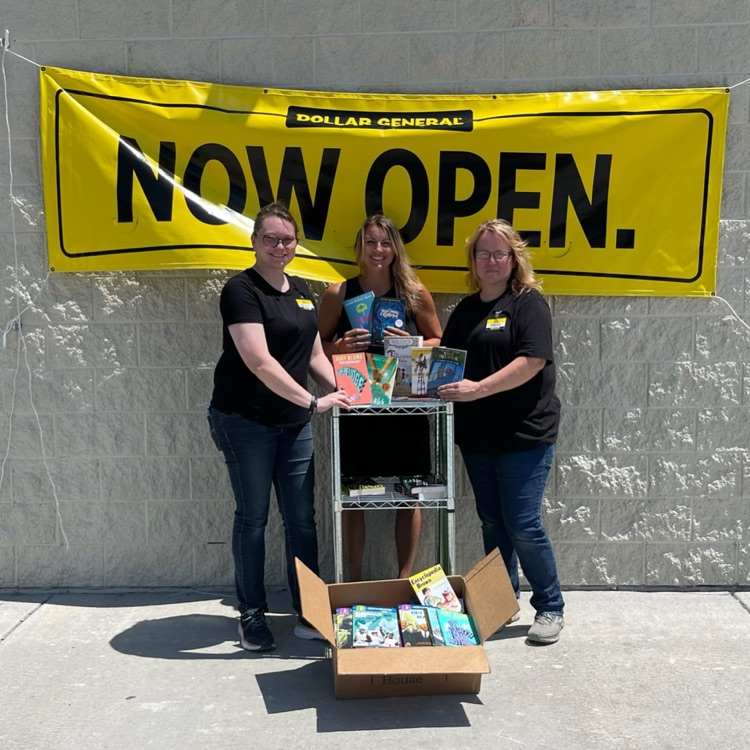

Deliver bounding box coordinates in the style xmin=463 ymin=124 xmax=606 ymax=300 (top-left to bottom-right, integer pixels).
xmin=465 ymin=219 xmax=542 ymax=295
xmin=253 ymin=201 xmax=298 ymax=237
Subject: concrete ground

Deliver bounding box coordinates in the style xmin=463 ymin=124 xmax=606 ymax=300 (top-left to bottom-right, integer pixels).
xmin=1 ymin=588 xmax=749 ymax=750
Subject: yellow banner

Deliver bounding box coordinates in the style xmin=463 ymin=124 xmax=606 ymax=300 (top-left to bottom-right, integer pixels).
xmin=40 ymin=66 xmax=728 ymax=295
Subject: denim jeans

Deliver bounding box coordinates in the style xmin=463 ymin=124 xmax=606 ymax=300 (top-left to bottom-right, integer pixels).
xmin=461 ymin=443 xmax=564 ymax=614
xmin=207 ymin=405 xmax=319 ymax=615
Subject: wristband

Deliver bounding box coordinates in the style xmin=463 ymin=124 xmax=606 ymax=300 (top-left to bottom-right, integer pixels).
xmin=309 ymin=395 xmax=318 ymax=414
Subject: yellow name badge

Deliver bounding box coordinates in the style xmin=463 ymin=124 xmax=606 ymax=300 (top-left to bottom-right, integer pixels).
xmin=296 ymin=298 xmax=315 ymax=311
xmin=486 ymin=317 xmax=507 ymax=331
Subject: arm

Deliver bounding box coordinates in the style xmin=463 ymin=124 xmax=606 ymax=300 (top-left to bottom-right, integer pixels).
xmin=437 ymin=355 xmax=546 ymax=402
xmin=308 ymin=333 xmax=337 ymax=390
xmin=230 ymin=323 xmax=350 ymax=413
xmin=318 ymin=280 xmax=371 ymax=357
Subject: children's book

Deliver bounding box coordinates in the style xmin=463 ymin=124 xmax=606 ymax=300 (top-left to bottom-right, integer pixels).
xmin=396 ymin=474 xmax=447 ymax=498
xmin=397 ymin=605 xmax=433 ymax=647
xmin=424 ymin=607 xmax=445 ymax=646
xmin=332 ymin=352 xmax=373 ymax=405
xmin=410 ymin=346 xmax=432 ymax=396
xmin=341 ymin=477 xmax=386 ymax=497
xmin=437 ymin=609 xmax=478 ymax=646
xmin=425 ymin=346 xmax=467 ymax=398
xmin=351 ymin=605 xmax=401 ymax=647
xmin=408 ymin=563 xmax=462 ymax=612
xmin=366 ymin=353 xmax=398 ymax=405
xmin=384 ymin=334 xmax=423 ymax=397
xmin=343 ymin=290 xmax=375 ymax=332
xmin=334 ymin=608 xmax=354 ymax=648
xmin=372 ymin=297 xmax=406 ymax=343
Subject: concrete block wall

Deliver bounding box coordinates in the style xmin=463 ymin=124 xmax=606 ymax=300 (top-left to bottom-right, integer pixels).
xmin=1 ymin=1 xmax=749 ymax=589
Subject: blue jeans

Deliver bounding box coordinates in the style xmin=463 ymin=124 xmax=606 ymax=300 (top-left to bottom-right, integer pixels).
xmin=461 ymin=443 xmax=564 ymax=614
xmin=207 ymin=406 xmax=319 ymax=615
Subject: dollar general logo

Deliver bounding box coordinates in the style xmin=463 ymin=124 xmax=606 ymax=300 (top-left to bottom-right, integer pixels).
xmin=286 ymin=106 xmax=473 ymax=131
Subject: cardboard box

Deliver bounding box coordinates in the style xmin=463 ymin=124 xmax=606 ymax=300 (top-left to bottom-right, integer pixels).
xmin=296 ymin=549 xmax=519 ymax=699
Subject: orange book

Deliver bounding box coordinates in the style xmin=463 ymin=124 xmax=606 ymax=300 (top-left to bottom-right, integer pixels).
xmin=332 ymin=353 xmax=373 ymax=405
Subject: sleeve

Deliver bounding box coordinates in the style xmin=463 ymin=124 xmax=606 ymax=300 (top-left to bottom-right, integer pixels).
xmin=219 ymin=275 xmax=263 ymax=326
xmin=512 ymin=290 xmax=554 ymax=362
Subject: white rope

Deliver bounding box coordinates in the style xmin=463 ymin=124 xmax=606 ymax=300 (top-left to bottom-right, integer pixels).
xmin=728 ymin=76 xmax=750 ymax=90
xmin=1 ymin=44 xmax=68 ymax=548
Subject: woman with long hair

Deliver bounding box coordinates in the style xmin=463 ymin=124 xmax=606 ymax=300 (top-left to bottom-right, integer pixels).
xmin=319 ymin=215 xmax=442 ymax=581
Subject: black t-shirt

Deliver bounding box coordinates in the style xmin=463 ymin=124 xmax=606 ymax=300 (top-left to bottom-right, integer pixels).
xmin=441 ymin=288 xmax=560 ymax=453
xmin=211 ymin=268 xmax=319 ymax=427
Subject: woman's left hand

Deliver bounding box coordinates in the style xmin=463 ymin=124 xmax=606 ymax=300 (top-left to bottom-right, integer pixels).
xmin=383 ymin=325 xmax=408 ymax=337
xmin=437 ymin=379 xmax=483 ymax=402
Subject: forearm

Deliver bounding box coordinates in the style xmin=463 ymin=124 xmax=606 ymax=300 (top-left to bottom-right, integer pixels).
xmin=252 ymin=356 xmax=317 ymax=408
xmin=309 ymin=350 xmax=337 ymax=391
xmin=475 ymin=356 xmax=546 ymax=397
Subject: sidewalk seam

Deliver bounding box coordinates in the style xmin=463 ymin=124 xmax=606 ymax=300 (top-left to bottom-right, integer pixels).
xmin=731 ymin=592 xmax=750 ymax=615
xmin=0 ymin=595 xmax=52 ymax=643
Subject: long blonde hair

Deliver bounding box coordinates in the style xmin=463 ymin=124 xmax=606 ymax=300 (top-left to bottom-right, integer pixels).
xmin=354 ymin=215 xmax=422 ymax=312
xmin=465 ymin=219 xmax=542 ymax=295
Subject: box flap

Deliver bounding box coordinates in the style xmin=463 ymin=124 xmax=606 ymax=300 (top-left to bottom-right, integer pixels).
xmin=464 ymin=549 xmax=519 ymax=642
xmin=295 ymin=557 xmax=336 ymax=647
xmin=337 ymin=645 xmax=489 ymax=676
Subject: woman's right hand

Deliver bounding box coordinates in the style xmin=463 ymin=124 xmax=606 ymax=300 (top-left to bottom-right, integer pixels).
xmin=335 ymin=328 xmax=371 ymax=354
xmin=316 ymin=390 xmax=352 ymax=413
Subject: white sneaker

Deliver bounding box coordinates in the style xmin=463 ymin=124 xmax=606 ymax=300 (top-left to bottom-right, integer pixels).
xmin=527 ymin=612 xmax=564 ymax=644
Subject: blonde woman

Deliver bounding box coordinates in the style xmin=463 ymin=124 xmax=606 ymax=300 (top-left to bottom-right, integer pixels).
xmin=438 ymin=219 xmax=564 ymax=645
xmin=319 ymin=215 xmax=442 ymax=581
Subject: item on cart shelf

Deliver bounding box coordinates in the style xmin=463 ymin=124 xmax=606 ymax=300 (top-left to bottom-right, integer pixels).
xmin=410 ymin=346 xmax=433 ymax=396
xmin=341 ymin=476 xmax=386 ymax=496
xmin=409 ymin=563 xmax=462 ymax=612
xmin=372 ymin=297 xmax=406 ymax=343
xmin=396 ymin=474 xmax=447 ymax=498
xmin=333 ymin=352 xmax=373 ymax=404
xmin=425 ymin=346 xmax=467 ymax=397
xmin=343 ymin=290 xmax=375 ymax=332
xmin=366 ymin=353 xmax=398 ymax=405
xmin=437 ymin=609 xmax=478 ymax=646
xmin=384 ymin=334 xmax=424 ymax=397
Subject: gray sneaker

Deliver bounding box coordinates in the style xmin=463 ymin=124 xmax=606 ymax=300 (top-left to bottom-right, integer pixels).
xmin=527 ymin=612 xmax=564 ymax=644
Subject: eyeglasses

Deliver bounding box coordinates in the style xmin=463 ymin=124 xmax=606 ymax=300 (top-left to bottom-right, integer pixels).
xmin=475 ymin=250 xmax=511 ymax=261
xmin=260 ymin=234 xmax=298 ymax=249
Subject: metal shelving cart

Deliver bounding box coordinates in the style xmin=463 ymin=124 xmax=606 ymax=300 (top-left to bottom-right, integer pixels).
xmin=329 ymin=399 xmax=456 ymax=583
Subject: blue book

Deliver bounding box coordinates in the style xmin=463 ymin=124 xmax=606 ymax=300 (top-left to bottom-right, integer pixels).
xmin=372 ymin=297 xmax=406 ymax=343
xmin=426 ymin=347 xmax=466 ymax=397
xmin=343 ymin=291 xmax=375 ymax=331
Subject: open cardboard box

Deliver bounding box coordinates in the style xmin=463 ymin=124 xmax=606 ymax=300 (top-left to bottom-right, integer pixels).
xmin=296 ymin=549 xmax=519 ymax=699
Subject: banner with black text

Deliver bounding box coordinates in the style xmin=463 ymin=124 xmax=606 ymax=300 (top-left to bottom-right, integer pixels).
xmin=40 ymin=66 xmax=728 ymax=295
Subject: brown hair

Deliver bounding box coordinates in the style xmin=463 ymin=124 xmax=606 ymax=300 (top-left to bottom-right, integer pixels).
xmin=354 ymin=215 xmax=422 ymax=312
xmin=465 ymin=219 xmax=542 ymax=295
xmin=253 ymin=201 xmax=298 ymax=237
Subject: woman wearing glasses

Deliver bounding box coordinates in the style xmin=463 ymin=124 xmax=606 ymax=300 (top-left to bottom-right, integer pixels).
xmin=318 ymin=214 xmax=442 ymax=581
xmin=208 ymin=202 xmax=351 ymax=653
xmin=438 ymin=219 xmax=564 ymax=644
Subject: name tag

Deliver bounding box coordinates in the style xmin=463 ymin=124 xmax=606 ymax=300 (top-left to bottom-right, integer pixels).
xmin=296 ymin=298 xmax=315 ymax=311
xmin=486 ymin=316 xmax=507 ymax=331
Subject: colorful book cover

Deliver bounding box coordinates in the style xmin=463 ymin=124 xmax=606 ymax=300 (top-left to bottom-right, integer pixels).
xmin=372 ymin=297 xmax=406 ymax=343
xmin=408 ymin=563 xmax=462 ymax=612
xmin=341 ymin=477 xmax=386 ymax=496
xmin=424 ymin=607 xmax=445 ymax=646
xmin=384 ymin=334 xmax=423 ymax=397
xmin=397 ymin=604 xmax=433 ymax=647
xmin=334 ymin=609 xmax=354 ymax=648
xmin=343 ymin=290 xmax=375 ymax=332
xmin=366 ymin=353 xmax=398 ymax=405
xmin=425 ymin=346 xmax=467 ymax=398
xmin=352 ymin=605 xmax=401 ymax=647
xmin=410 ymin=346 xmax=432 ymax=396
xmin=437 ymin=609 xmax=478 ymax=647
xmin=332 ymin=352 xmax=373 ymax=404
